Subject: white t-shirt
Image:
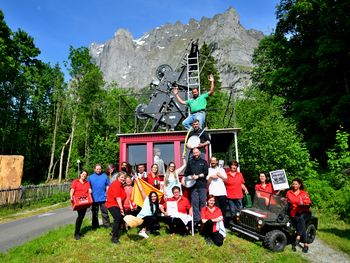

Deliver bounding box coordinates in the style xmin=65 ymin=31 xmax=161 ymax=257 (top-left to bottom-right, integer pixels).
xmin=207 ymin=167 xmax=227 ymax=196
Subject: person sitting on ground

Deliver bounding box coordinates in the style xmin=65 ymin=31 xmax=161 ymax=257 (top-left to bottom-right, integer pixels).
xmin=173 ymin=74 xmax=215 ymax=130
xmin=163 ymin=186 xmax=193 ymax=236
xmin=286 ymin=178 xmax=313 ymax=253
xmin=146 ymin=164 xmax=161 ymax=189
xmin=163 ymin=158 xmax=186 ymax=199
xmin=134 ymin=178 xmax=164 ymax=239
xmin=200 ymin=195 xmax=226 ymax=246
xmin=70 ymin=170 xmax=92 ymax=240
xmin=106 ymin=173 xmax=126 ymax=244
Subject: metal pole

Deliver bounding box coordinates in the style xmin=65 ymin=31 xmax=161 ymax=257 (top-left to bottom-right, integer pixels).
xmin=77 ymin=160 xmax=81 ymax=178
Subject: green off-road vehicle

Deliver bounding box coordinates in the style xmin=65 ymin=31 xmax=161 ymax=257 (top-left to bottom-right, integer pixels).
xmin=230 ymin=190 xmax=318 ymax=252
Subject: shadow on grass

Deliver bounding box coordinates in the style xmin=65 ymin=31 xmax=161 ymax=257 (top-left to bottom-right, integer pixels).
xmin=319 ymin=228 xmax=350 ymax=240
xmin=126 ymin=233 xmax=144 ymax=241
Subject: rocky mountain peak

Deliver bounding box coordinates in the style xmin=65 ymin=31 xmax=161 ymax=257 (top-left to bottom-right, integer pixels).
xmin=90 ymin=7 xmax=264 ymax=90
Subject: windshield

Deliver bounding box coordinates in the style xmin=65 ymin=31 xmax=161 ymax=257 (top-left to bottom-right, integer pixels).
xmin=252 ymin=190 xmax=288 ymax=213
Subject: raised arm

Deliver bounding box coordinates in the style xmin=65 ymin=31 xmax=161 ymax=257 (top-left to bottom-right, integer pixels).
xmin=135 ymin=178 xmax=147 ymax=200
xmin=173 ymin=86 xmax=186 ymax=105
xmin=175 ymin=157 xmax=187 ymax=175
xmin=208 ymin=74 xmax=215 ymax=96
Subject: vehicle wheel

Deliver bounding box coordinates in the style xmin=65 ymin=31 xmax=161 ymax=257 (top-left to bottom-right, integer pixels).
xmin=305 ymin=224 xmax=316 ymax=244
xmin=263 ymin=230 xmax=287 ymax=252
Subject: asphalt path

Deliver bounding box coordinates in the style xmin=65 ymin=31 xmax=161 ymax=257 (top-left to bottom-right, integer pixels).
xmin=0 ymin=206 xmax=91 ymax=252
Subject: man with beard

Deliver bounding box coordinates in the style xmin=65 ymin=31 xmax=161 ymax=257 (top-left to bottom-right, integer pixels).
xmin=173 ymin=74 xmax=215 ymax=130
xmin=184 ymin=147 xmax=208 ymax=231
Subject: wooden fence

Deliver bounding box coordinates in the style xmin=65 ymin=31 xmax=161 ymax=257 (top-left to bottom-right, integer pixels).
xmin=0 ymin=183 xmax=71 ymax=206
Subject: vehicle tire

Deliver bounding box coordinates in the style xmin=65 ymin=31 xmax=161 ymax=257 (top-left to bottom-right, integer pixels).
xmin=263 ymin=230 xmax=287 ymax=252
xmin=305 ymin=224 xmax=316 ymax=244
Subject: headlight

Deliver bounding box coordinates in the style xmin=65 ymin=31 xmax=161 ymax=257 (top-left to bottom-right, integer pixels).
xmin=236 ymin=212 xmax=240 ymax=217
xmin=258 ymin=219 xmax=263 ymax=225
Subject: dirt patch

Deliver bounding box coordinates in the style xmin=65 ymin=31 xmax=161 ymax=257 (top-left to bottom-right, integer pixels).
xmin=299 ymin=238 xmax=350 ymax=263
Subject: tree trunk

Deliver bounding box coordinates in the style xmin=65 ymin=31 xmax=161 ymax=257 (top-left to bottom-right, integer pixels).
xmin=65 ymin=113 xmax=76 ymax=180
xmin=84 ymin=121 xmax=89 ymax=162
xmin=58 ymin=135 xmax=71 ymax=184
xmin=47 ymin=103 xmax=60 ymax=183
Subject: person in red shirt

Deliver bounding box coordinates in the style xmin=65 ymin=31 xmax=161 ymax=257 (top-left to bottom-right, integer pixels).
xmin=255 ymin=172 xmax=279 ymax=207
xmin=70 ymin=170 xmax=91 ymax=240
xmin=224 ymin=161 xmax=248 ymax=221
xmin=286 ymin=178 xmax=312 ymax=253
xmin=201 ymin=195 xmax=226 ymax=246
xmin=147 ymin=164 xmax=160 ymax=189
xmin=123 ymin=176 xmax=137 ymax=215
xmin=106 ymin=173 xmax=126 ymax=244
xmin=163 ymin=186 xmax=193 ymax=235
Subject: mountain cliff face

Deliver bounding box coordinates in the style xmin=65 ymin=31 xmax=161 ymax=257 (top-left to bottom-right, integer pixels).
xmin=89 ymin=7 xmax=264 ymax=90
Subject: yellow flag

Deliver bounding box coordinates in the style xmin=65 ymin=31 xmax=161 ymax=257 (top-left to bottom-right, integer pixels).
xmin=131 ymin=179 xmax=164 ymax=207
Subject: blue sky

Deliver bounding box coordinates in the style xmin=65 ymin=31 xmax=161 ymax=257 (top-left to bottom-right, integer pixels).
xmin=1 ymin=0 xmax=279 ymax=72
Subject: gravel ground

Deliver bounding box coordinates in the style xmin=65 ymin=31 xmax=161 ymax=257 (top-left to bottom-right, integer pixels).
xmin=296 ymin=238 xmax=350 ymax=263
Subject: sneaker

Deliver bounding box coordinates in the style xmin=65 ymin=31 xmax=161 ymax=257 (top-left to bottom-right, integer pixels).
xmin=138 ymin=230 xmax=149 ymax=239
xmin=302 ymin=246 xmax=309 ymax=253
xmin=205 ymin=237 xmax=213 ymax=245
xmin=111 ymin=238 xmax=120 ymax=244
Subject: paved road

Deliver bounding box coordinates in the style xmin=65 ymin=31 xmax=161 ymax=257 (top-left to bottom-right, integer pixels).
xmin=0 ymin=206 xmax=91 ymax=252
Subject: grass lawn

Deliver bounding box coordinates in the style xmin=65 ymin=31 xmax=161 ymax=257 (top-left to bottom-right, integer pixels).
xmin=317 ymin=212 xmax=350 ymax=255
xmin=0 ymin=221 xmax=306 ymax=263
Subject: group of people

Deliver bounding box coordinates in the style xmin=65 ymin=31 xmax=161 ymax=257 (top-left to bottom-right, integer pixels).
xmin=69 ymin=76 xmax=313 ymax=252
xmin=70 ymin=157 xmax=313 ymax=252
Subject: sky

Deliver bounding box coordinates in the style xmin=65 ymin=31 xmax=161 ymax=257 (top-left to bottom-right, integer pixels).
xmin=1 ymin=0 xmax=279 ymax=75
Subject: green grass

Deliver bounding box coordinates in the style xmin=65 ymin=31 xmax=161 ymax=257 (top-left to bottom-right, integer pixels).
xmin=0 ymin=193 xmax=69 ymax=223
xmin=0 ymin=221 xmax=306 ymax=263
xmin=317 ymin=212 xmax=350 ymax=255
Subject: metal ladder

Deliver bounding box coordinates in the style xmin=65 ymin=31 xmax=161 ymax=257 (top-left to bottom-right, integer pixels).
xmin=186 ymin=50 xmax=201 ymax=95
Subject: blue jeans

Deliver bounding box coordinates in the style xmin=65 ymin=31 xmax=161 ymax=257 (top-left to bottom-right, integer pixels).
xmin=191 ymin=188 xmax=207 ymax=223
xmin=228 ymin=198 xmax=242 ymax=217
xmin=182 ymin=111 xmax=206 ymax=130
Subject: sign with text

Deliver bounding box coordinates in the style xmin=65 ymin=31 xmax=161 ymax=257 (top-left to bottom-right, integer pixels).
xmin=269 ymin=169 xmax=289 ymax=191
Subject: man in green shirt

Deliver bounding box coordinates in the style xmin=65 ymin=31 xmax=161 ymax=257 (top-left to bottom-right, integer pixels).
xmin=173 ymin=74 xmax=215 ymax=130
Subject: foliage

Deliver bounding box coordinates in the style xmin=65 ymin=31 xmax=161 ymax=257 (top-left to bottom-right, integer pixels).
xmin=0 ymin=10 xmax=66 ymax=183
xmin=235 ymin=89 xmax=317 ymax=185
xmin=199 ymin=42 xmax=228 ymax=128
xmin=0 ymin=222 xmax=306 ymax=263
xmin=326 ymin=129 xmax=350 ymax=189
xmin=252 ymin=0 xmax=350 ymax=165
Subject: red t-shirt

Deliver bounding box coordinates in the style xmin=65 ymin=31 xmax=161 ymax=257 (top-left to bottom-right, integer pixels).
xmin=166 ymin=196 xmax=191 ymax=214
xmin=147 ymin=173 xmax=160 ymax=189
xmin=123 ymin=185 xmax=136 ymax=210
xmin=225 ymin=172 xmax=245 ymax=199
xmin=106 ymin=180 xmax=126 ymax=209
xmin=255 ymin=182 xmax=275 ymax=193
xmin=201 ymin=206 xmax=223 ymax=233
xmin=286 ymin=189 xmax=312 ymax=217
xmin=71 ymin=179 xmax=91 ymax=197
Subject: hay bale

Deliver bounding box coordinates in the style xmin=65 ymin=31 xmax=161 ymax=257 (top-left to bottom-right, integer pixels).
xmin=0 ymin=155 xmax=24 ymax=189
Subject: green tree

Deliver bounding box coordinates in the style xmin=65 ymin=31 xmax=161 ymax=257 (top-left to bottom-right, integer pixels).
xmin=199 ymin=42 xmax=227 ymax=128
xmin=235 ymin=89 xmax=317 ymax=185
xmin=252 ymin=0 xmax=350 ymax=165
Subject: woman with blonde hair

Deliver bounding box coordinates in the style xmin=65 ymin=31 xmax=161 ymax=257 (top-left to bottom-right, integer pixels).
xmin=163 ymin=157 xmax=186 ymax=199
